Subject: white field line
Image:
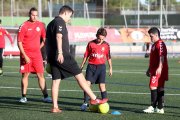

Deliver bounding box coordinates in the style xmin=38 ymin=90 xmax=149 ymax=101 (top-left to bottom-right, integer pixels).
xmin=4 ymin=65 xmax=180 ymax=72
xmin=3 ymin=65 xmax=180 ymax=74
xmin=3 ymin=70 xmax=180 ymax=76
xmin=4 ymin=66 xmax=19 ymax=68
xmin=0 ymin=86 xmax=180 ymax=96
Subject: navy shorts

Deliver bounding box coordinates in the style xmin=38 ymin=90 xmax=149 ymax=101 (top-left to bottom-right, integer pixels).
xmin=85 ymin=64 xmax=106 ymax=84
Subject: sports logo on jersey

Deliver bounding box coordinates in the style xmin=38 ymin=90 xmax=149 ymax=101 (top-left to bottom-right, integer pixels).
xmin=59 ymin=26 xmax=62 ymax=31
xmin=160 ymin=42 xmax=163 ymax=53
xmin=18 ymin=23 xmax=24 ymax=32
xmin=152 ymin=76 xmax=157 ymax=83
xmin=36 ymin=27 xmax=40 ymax=32
xmin=151 ymin=74 xmax=160 ymax=85
xmin=102 ymin=47 xmax=105 ymax=51
xmin=20 ymin=66 xmax=24 ymax=70
xmin=91 ymin=53 xmax=104 ymax=59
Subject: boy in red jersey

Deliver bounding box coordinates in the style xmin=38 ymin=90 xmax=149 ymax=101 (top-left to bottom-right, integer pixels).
xmin=17 ymin=7 xmax=51 ymax=103
xmin=0 ymin=19 xmax=14 ymax=76
xmin=46 ymin=6 xmax=108 ymax=113
xmin=143 ymin=27 xmax=168 ymax=114
xmin=80 ymin=27 xmax=112 ymax=111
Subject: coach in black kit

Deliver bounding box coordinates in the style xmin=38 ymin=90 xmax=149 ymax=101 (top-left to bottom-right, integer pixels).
xmin=46 ymin=5 xmax=108 ymax=113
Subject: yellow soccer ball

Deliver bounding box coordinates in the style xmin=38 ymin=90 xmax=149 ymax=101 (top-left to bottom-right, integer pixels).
xmin=98 ymin=103 xmax=110 ymax=114
xmin=46 ymin=63 xmax=51 ymax=74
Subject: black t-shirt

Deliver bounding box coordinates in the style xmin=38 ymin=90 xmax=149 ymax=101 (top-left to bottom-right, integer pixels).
xmin=46 ymin=16 xmax=82 ymax=78
xmin=46 ymin=16 xmax=70 ymax=62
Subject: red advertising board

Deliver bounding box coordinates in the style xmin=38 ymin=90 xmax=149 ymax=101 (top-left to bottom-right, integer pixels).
xmin=68 ymin=26 xmax=122 ymax=43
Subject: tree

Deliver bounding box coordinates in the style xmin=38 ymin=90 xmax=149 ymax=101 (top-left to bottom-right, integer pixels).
xmin=144 ymin=0 xmax=177 ymax=10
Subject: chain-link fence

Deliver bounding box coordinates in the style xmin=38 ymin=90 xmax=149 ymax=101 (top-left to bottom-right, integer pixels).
xmin=1 ymin=0 xmax=180 ymax=28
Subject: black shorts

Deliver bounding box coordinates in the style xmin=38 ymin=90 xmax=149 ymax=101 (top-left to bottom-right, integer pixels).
xmin=50 ymin=54 xmax=81 ymax=80
xmin=85 ymin=64 xmax=106 ymax=84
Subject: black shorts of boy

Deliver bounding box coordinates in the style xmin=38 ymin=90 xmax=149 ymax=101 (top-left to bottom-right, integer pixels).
xmin=85 ymin=64 xmax=106 ymax=84
xmin=50 ymin=55 xmax=81 ymax=80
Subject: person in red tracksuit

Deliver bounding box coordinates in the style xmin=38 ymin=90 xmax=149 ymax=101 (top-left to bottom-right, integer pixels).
xmin=0 ymin=19 xmax=14 ymax=76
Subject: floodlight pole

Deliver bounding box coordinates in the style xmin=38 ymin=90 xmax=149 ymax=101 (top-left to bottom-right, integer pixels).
xmin=102 ymin=0 xmax=105 ymax=27
xmin=84 ymin=1 xmax=86 ymax=18
xmin=1 ymin=0 xmax=3 ymax=17
xmin=85 ymin=3 xmax=90 ymax=26
xmin=48 ymin=0 xmax=52 ymax=19
xmin=122 ymin=6 xmax=127 ymax=28
xmin=137 ymin=0 xmax=140 ymax=28
xmin=72 ymin=0 xmax=74 ymax=18
xmin=160 ymin=0 xmax=163 ymax=29
xmin=38 ymin=0 xmax=42 ymax=20
xmin=11 ymin=0 xmax=14 ymax=26
xmin=147 ymin=0 xmax=150 ymax=15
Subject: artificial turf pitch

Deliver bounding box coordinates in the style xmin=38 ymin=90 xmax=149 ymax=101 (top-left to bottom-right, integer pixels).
xmin=0 ymin=57 xmax=180 ymax=120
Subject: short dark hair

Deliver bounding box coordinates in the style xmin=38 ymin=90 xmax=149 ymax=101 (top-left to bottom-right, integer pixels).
xmin=29 ymin=7 xmax=38 ymax=16
xmin=96 ymin=27 xmax=107 ymax=37
xmin=0 ymin=19 xmax=1 ymax=24
xmin=59 ymin=5 xmax=74 ymax=15
xmin=148 ymin=27 xmax=160 ymax=37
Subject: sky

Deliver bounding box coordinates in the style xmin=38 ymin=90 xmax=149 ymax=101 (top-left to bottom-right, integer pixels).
xmin=140 ymin=0 xmax=180 ymax=4
xmin=140 ymin=0 xmax=146 ymax=4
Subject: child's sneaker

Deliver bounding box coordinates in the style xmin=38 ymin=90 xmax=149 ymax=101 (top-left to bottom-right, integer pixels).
xmin=43 ymin=96 xmax=52 ymax=103
xmin=156 ymin=108 xmax=164 ymax=114
xmin=143 ymin=106 xmax=155 ymax=113
xmin=80 ymin=103 xmax=88 ymax=111
xmin=19 ymin=97 xmax=27 ymax=103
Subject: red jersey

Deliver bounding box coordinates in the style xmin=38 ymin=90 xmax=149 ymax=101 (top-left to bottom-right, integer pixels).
xmin=149 ymin=39 xmax=168 ymax=80
xmin=18 ymin=20 xmax=46 ymax=55
xmin=0 ymin=27 xmax=13 ymax=48
xmin=84 ymin=40 xmax=111 ymax=65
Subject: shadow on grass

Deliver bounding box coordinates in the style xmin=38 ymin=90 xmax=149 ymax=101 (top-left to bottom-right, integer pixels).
xmin=108 ymin=100 xmax=180 ymax=115
xmin=0 ymin=96 xmax=83 ymax=112
xmin=0 ymin=74 xmax=21 ymax=78
xmin=0 ymin=96 xmax=50 ymax=112
xmin=108 ymin=100 xmax=145 ymax=113
xmin=1 ymin=95 xmax=179 ymax=115
xmin=0 ymin=74 xmax=42 ymax=79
